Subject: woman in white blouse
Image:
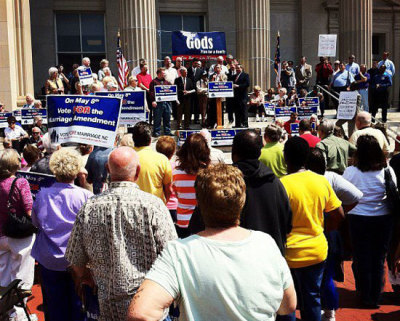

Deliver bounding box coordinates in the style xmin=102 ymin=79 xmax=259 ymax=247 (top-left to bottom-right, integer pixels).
xmin=343 ymin=135 xmax=395 ymax=309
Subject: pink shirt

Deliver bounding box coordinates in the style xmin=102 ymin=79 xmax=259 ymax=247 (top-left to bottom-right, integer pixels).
xmin=166 ymin=161 xmax=178 ymax=210
xmin=137 ymin=73 xmax=152 ymax=89
xmin=0 ymin=177 xmax=33 ymax=237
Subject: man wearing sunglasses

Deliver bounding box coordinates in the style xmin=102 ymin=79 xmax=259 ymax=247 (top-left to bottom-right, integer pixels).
xmin=28 ymin=127 xmax=44 ymax=150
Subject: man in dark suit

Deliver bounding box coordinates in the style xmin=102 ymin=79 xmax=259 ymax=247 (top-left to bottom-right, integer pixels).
xmin=175 ymin=67 xmax=196 ymax=129
xmin=233 ymin=64 xmax=250 ymax=128
xmin=226 ymin=61 xmax=238 ymax=124
xmin=187 ymin=59 xmax=203 ymax=124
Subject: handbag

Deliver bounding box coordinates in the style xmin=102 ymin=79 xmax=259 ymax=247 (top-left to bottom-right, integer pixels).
xmin=2 ymin=178 xmax=38 ymax=239
xmin=384 ymin=167 xmax=400 ymax=215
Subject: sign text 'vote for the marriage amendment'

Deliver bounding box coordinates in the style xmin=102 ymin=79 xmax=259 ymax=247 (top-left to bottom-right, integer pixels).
xmin=46 ymin=95 xmax=121 ymax=148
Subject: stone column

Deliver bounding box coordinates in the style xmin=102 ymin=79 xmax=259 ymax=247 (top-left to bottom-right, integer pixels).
xmin=339 ymin=0 xmax=373 ymax=66
xmin=120 ymin=0 xmax=157 ymax=75
xmin=236 ymin=0 xmax=270 ymax=90
xmin=0 ymin=0 xmax=34 ymax=109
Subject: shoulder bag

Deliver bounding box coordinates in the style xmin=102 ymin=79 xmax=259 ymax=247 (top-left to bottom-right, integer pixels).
xmin=2 ymin=178 xmax=38 ymax=238
xmin=384 ymin=168 xmax=400 ymax=215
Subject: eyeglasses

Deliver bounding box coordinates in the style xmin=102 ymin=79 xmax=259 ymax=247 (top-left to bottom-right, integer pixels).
xmin=33 ymin=132 xmax=40 ymax=135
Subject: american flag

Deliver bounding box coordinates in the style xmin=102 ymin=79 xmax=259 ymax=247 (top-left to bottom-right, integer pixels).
xmin=274 ymin=31 xmax=281 ymax=88
xmin=117 ymin=32 xmax=129 ymax=90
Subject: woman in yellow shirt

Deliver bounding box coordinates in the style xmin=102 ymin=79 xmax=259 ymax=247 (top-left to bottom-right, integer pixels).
xmin=278 ymin=137 xmax=344 ymax=321
xmin=45 ymin=67 xmax=64 ymax=95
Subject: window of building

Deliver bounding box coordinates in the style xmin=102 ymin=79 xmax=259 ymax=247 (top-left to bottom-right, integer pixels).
xmin=159 ymin=14 xmax=205 ymax=61
xmin=55 ymin=13 xmax=106 ymax=74
xmin=372 ymin=34 xmax=386 ymax=60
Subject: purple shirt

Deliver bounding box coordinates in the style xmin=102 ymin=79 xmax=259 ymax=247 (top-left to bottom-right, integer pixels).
xmin=355 ymin=72 xmax=370 ymax=89
xmin=32 ymin=182 xmax=93 ymax=271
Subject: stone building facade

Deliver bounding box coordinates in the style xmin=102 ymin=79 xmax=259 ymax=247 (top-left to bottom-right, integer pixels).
xmin=0 ymin=0 xmax=399 ymax=109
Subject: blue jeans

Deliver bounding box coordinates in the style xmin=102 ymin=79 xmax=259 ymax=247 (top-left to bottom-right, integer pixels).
xmin=349 ymin=214 xmax=392 ymax=305
xmin=321 ymin=249 xmax=339 ymax=310
xmin=277 ymin=261 xmax=325 ymax=321
xmin=153 ymin=102 xmax=171 ymax=135
xmin=358 ymin=88 xmax=369 ymax=112
xmin=39 ymin=264 xmax=87 ymax=321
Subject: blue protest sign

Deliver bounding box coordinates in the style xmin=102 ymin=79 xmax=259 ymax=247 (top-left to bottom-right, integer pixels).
xmin=0 ymin=112 xmax=13 ymax=128
xmin=178 ymin=128 xmax=260 ymax=147
xmin=46 ymin=95 xmax=121 ymax=148
xmin=298 ymin=97 xmax=319 ymax=119
xmin=290 ymin=123 xmax=300 ymax=136
xmin=155 ymin=85 xmax=177 ymax=102
xmin=16 ymin=171 xmax=56 ymax=199
xmin=264 ymin=102 xmax=275 ymax=116
xmin=172 ymin=31 xmax=227 ymax=60
xmin=275 ymin=107 xmax=297 ymax=121
xmin=77 ymin=67 xmax=94 ymax=86
xmin=208 ymin=81 xmax=234 ymax=98
xmin=13 ymin=110 xmax=21 ymax=121
xmin=21 ymin=109 xmax=47 ymax=125
xmin=96 ymin=91 xmax=146 ymax=126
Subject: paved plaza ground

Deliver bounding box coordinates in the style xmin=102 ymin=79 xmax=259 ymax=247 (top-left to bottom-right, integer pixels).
xmin=26 ymin=261 xmax=400 ymax=321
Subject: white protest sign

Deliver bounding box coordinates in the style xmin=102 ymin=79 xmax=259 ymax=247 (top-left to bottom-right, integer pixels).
xmin=337 ymin=91 xmax=358 ymax=120
xmin=318 ymin=34 xmax=337 ymax=57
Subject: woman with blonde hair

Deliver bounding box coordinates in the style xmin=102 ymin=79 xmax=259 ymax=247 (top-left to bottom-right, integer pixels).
xmin=120 ymin=134 xmax=135 ymax=148
xmin=102 ymin=75 xmax=118 ymax=91
xmin=45 ymin=67 xmax=64 ymax=95
xmin=249 ymin=85 xmax=266 ymax=122
xmin=31 ymin=148 xmax=93 ymax=321
xmin=98 ymin=59 xmax=110 ymax=81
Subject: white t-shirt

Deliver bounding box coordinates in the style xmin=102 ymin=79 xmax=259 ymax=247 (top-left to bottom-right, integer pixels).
xmin=132 ymin=65 xmax=141 ymax=77
xmin=342 ymin=166 xmax=396 ymax=216
xmin=325 ymin=171 xmax=363 ymax=205
xmin=210 ymin=147 xmax=226 ymax=164
xmin=146 ymin=231 xmax=292 ymax=321
xmin=5 ymin=125 xmax=27 ymax=140
xmin=208 ymin=64 xmax=229 ymax=76
xmin=164 ymin=66 xmax=178 ymax=84
xmin=349 ymin=127 xmax=389 ymax=154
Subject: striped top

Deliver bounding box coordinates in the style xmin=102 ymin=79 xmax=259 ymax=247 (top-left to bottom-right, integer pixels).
xmin=172 ymin=169 xmax=197 ymax=228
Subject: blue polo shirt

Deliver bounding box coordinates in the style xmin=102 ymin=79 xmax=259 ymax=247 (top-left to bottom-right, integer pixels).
xmin=346 ymin=62 xmax=360 ymax=75
xmin=331 ymin=71 xmax=355 ymax=88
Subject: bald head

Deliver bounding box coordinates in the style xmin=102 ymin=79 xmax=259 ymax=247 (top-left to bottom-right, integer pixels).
xmin=107 ymin=147 xmax=140 ymax=182
xmin=356 ymin=111 xmax=372 ymax=129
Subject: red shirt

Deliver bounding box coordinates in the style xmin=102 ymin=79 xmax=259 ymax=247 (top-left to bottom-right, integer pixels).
xmin=284 ymin=120 xmax=300 ymax=134
xmin=315 ymin=62 xmax=333 ymax=81
xmin=300 ymin=133 xmax=321 ymax=148
xmin=137 ymin=73 xmax=152 ymax=89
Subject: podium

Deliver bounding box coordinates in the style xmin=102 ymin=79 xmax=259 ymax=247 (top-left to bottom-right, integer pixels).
xmin=216 ymin=98 xmax=223 ymax=129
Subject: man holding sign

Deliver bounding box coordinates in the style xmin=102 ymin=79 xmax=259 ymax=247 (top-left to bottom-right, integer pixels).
xmin=150 ymin=68 xmax=174 ymax=137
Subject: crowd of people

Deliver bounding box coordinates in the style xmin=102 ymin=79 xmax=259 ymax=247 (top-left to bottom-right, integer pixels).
xmin=1 ymin=50 xmax=393 ymax=139
xmin=0 ymin=98 xmax=400 ymax=321
xmin=0 ymin=49 xmax=400 ymax=321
